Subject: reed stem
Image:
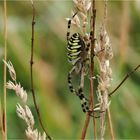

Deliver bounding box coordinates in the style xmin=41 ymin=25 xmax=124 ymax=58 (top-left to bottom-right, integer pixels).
xmin=3 ymin=0 xmax=7 ymax=139
xmin=30 ymin=1 xmax=52 ymax=139
xmin=107 ymin=107 xmax=115 ymax=140
xmin=81 ymin=0 xmax=97 ymax=139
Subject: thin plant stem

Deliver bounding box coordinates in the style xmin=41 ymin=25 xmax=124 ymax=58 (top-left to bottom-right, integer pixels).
xmin=107 ymin=107 xmax=115 ymax=140
xmin=80 ymin=66 xmax=91 ymax=140
xmin=3 ymin=0 xmax=7 ymax=139
xmin=109 ymin=64 xmax=140 ymax=97
xmin=80 ymin=115 xmax=90 ymax=140
xmin=91 ymin=1 xmax=97 ymax=139
xmin=30 ymin=1 xmax=52 ymax=139
xmin=81 ymin=0 xmax=97 ymax=139
xmin=0 ymin=100 xmax=3 ymax=138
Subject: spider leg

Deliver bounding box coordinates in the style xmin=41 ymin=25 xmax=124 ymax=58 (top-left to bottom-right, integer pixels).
xmin=78 ymin=87 xmax=90 ymax=113
xmin=88 ymin=103 xmax=106 ymax=118
xmin=68 ymin=66 xmax=77 ymax=95
xmin=67 ymin=19 xmax=71 ymax=41
xmin=88 ymin=113 xmax=100 ymax=118
xmin=67 ymin=12 xmax=78 ymax=41
xmin=77 ymin=65 xmax=91 ymax=113
xmin=88 ymin=112 xmax=104 ymax=118
xmin=85 ymin=41 xmax=90 ymax=52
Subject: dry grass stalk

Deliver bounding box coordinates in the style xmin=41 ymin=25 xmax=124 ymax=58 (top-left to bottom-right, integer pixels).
xmin=89 ymin=0 xmax=97 ymax=138
xmin=81 ymin=0 xmax=97 ymax=139
xmin=109 ymin=64 xmax=140 ymax=97
xmin=0 ymin=100 xmax=2 ymax=133
xmin=67 ymin=0 xmax=96 ymax=139
xmin=66 ymin=0 xmax=97 ymax=139
xmin=81 ymin=115 xmax=90 ymax=140
xmin=98 ymin=27 xmax=112 ymax=140
xmin=97 ymin=1 xmax=113 ymax=139
xmin=107 ymin=107 xmax=115 ymax=140
xmin=30 ymin=1 xmax=52 ymax=139
xmin=5 ymin=61 xmax=47 ymax=140
xmin=69 ymin=1 xmax=115 ymax=139
xmin=3 ymin=0 xmax=7 ymax=139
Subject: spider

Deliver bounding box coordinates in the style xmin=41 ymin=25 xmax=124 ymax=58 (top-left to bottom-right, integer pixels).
xmin=66 ymin=12 xmax=92 ymax=114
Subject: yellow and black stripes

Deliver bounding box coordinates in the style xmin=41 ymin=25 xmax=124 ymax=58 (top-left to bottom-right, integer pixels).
xmin=68 ymin=71 xmax=91 ymax=113
xmin=78 ymin=87 xmax=90 ymax=113
xmin=67 ymin=19 xmax=71 ymax=41
xmin=67 ymin=12 xmax=78 ymax=41
xmin=68 ymin=66 xmax=91 ymax=113
xmin=67 ymin=33 xmax=85 ymax=65
xmin=66 ymin=12 xmax=96 ymax=115
xmin=68 ymin=68 xmax=76 ymax=94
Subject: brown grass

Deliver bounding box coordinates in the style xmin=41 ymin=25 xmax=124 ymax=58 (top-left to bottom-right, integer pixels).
xmin=3 ymin=0 xmax=7 ymax=139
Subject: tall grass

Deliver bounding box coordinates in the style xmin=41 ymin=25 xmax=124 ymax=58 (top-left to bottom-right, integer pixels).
xmin=81 ymin=0 xmax=97 ymax=139
xmin=0 ymin=0 xmax=140 ymax=139
xmin=3 ymin=0 xmax=7 ymax=139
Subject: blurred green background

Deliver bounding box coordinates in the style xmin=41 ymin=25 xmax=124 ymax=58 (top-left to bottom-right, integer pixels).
xmin=0 ymin=0 xmax=140 ymax=139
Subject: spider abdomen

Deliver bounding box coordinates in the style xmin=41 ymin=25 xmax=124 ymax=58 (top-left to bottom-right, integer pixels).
xmin=67 ymin=33 xmax=85 ymax=65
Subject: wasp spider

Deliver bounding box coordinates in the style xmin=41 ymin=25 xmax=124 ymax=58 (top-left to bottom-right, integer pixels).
xmin=66 ymin=13 xmax=92 ymax=114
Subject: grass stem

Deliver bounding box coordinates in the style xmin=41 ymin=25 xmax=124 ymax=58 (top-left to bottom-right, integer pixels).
xmin=109 ymin=64 xmax=140 ymax=96
xmin=107 ymin=107 xmax=115 ymax=140
xmin=80 ymin=0 xmax=97 ymax=139
xmin=3 ymin=0 xmax=7 ymax=139
xmin=30 ymin=1 xmax=52 ymax=139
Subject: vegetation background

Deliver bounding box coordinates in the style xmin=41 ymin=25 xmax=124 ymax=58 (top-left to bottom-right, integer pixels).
xmin=0 ymin=0 xmax=140 ymax=139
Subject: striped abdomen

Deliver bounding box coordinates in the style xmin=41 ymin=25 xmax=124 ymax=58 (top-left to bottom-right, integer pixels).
xmin=67 ymin=33 xmax=85 ymax=65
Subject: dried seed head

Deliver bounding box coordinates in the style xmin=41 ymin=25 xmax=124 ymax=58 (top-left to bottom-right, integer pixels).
xmin=98 ymin=80 xmax=107 ymax=92
xmin=105 ymin=45 xmax=113 ymax=60
xmin=5 ymin=60 xmax=45 ymax=139
xmin=97 ymin=27 xmax=113 ymax=93
xmin=104 ymin=30 xmax=113 ymax=60
xmin=86 ymin=1 xmax=92 ymax=11
xmin=3 ymin=60 xmax=16 ymax=81
xmin=25 ymin=127 xmax=38 ymax=140
xmin=38 ymin=132 xmax=46 ymax=140
xmin=16 ymin=104 xmax=35 ymax=129
xmin=94 ymin=40 xmax=101 ymax=54
xmin=25 ymin=127 xmax=46 ymax=140
xmin=106 ymin=67 xmax=112 ymax=79
xmin=15 ymin=83 xmax=27 ymax=103
xmin=79 ymin=12 xmax=87 ymax=22
xmin=66 ymin=11 xmax=80 ymax=28
xmin=97 ymin=72 xmax=111 ymax=93
xmin=25 ymin=105 xmax=35 ymax=129
xmin=96 ymin=89 xmax=103 ymax=103
xmin=6 ymin=81 xmax=16 ymax=90
xmin=16 ymin=103 xmax=26 ymax=120
xmin=99 ymin=28 xmax=113 ymax=60
xmin=7 ymin=81 xmax=27 ymax=103
xmin=73 ymin=0 xmax=91 ymax=13
xmin=72 ymin=11 xmax=81 ymax=27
